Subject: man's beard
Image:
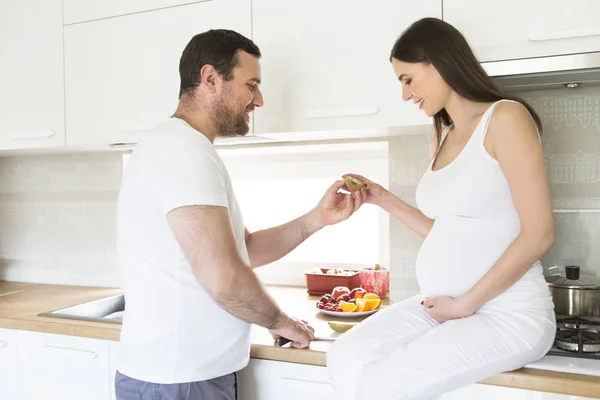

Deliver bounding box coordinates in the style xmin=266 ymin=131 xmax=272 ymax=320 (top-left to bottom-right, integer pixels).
xmin=210 ymin=97 xmax=250 ymax=138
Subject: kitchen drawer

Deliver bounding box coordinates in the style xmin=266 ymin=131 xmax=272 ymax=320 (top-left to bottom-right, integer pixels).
xmin=238 ymin=359 xmax=332 ymax=400
xmin=0 ymin=329 xmax=19 ymax=400
xmin=18 ymin=331 xmax=111 ymax=400
xmin=110 ymin=340 xmax=120 ymax=400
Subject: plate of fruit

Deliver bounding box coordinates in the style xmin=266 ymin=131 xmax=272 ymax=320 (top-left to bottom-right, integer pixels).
xmin=316 ymin=286 xmax=382 ymax=317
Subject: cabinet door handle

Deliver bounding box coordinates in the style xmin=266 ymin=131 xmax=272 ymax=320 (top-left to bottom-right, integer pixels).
xmin=12 ymin=129 xmax=56 ymax=140
xmin=528 ymin=26 xmax=600 ymax=42
xmin=0 ymin=340 xmax=7 ymax=348
xmin=280 ymin=377 xmax=334 ymax=394
xmin=110 ymin=142 xmax=137 ymax=150
xmin=306 ymin=106 xmax=379 ymax=119
xmin=45 ymin=345 xmax=98 ymax=360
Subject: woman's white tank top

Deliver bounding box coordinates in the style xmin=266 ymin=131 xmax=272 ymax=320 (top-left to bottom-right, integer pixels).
xmin=415 ymin=100 xmax=554 ymax=310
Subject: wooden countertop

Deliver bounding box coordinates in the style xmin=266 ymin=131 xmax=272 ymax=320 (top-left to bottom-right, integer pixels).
xmin=1 ymin=281 xmax=599 ymax=398
xmin=0 ymin=281 xmax=122 ymax=340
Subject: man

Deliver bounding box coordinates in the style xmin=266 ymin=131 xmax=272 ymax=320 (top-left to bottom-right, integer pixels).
xmin=115 ymin=29 xmax=365 ymax=400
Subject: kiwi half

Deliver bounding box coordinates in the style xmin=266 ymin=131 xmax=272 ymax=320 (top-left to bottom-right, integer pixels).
xmin=344 ymin=176 xmax=363 ymax=192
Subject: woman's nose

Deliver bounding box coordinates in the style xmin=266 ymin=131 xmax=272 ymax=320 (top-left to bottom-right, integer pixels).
xmin=401 ymin=85 xmax=412 ymax=102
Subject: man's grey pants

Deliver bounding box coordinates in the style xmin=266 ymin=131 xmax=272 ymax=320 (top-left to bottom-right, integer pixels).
xmin=115 ymin=370 xmax=238 ymax=400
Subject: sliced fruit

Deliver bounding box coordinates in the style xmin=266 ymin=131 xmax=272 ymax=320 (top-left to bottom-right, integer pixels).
xmin=328 ymin=321 xmax=357 ymax=333
xmin=364 ymin=293 xmax=380 ymax=300
xmin=344 ymin=176 xmax=363 ymax=192
xmin=356 ymin=298 xmax=370 ymax=311
xmin=365 ymin=298 xmax=381 ymax=310
xmin=354 ymin=300 xmax=366 ymax=312
xmin=339 ymin=300 xmax=357 ymax=313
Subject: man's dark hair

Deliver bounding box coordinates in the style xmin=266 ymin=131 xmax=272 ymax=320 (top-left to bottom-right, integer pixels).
xmin=178 ymin=29 xmax=261 ymax=98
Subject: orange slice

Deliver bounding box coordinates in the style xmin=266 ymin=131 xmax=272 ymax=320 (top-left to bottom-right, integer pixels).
xmin=356 ymin=298 xmax=371 ymax=311
xmin=354 ymin=300 xmax=366 ymax=312
xmin=339 ymin=301 xmax=357 ymax=313
xmin=364 ymin=293 xmax=380 ymax=300
xmin=365 ymin=298 xmax=381 ymax=310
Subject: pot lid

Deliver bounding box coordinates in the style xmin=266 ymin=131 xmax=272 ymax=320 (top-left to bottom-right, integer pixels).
xmin=547 ymin=265 xmax=600 ymax=289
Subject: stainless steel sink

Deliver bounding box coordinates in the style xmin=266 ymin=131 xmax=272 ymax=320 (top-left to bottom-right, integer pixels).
xmin=38 ymin=294 xmax=125 ymax=325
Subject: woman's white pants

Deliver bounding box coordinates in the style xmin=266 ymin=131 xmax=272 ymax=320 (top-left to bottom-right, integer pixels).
xmin=326 ymin=295 xmax=556 ymax=400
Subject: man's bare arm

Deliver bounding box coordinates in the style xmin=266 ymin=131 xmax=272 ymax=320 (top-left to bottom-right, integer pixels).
xmin=167 ymin=205 xmax=286 ymax=328
xmin=167 ymin=205 xmax=315 ymax=347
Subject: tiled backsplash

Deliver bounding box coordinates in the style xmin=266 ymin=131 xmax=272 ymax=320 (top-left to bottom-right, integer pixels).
xmin=388 ymin=86 xmax=600 ymax=301
xmin=0 ymin=153 xmax=123 ymax=287
xmin=524 ymin=86 xmax=600 ymax=280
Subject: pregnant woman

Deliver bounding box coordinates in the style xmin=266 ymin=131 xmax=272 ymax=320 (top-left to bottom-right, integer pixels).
xmin=327 ymin=18 xmax=556 ymax=399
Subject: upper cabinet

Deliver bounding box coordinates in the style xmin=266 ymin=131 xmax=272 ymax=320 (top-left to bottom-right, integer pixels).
xmin=444 ymin=0 xmax=600 ymax=62
xmin=252 ymin=0 xmax=438 ymax=135
xmin=9 ymin=0 xmax=600 ymax=153
xmin=0 ymin=0 xmax=65 ymax=150
xmin=63 ymin=0 xmax=211 ymax=25
xmin=64 ymin=0 xmax=251 ymax=147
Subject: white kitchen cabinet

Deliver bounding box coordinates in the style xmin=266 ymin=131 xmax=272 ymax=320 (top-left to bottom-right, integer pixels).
xmin=63 ymin=0 xmax=211 ymax=25
xmin=444 ymin=0 xmax=600 ymax=62
xmin=239 ymin=359 xmax=594 ymax=400
xmin=0 ymin=329 xmax=20 ymax=400
xmin=64 ymin=0 xmax=251 ymax=147
xmin=0 ymin=0 xmax=65 ymax=151
xmin=252 ymin=0 xmax=437 ymax=135
xmin=109 ymin=340 xmax=120 ymax=400
xmin=238 ymin=359 xmax=333 ymax=400
xmin=18 ymin=331 xmax=111 ymax=400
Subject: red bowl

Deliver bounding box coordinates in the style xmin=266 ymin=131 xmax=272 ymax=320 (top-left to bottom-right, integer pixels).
xmin=305 ymin=268 xmax=361 ymax=296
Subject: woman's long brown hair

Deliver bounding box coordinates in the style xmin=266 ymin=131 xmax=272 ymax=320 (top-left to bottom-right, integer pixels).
xmin=390 ymin=18 xmax=543 ymax=145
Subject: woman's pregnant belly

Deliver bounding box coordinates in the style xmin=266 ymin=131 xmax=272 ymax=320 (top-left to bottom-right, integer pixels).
xmin=416 ymin=216 xmax=521 ymax=299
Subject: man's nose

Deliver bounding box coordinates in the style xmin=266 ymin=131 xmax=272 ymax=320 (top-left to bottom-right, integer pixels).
xmin=253 ymin=87 xmax=264 ymax=108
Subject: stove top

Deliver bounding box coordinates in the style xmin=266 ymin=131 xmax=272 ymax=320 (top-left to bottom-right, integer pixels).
xmin=547 ymin=316 xmax=600 ymax=360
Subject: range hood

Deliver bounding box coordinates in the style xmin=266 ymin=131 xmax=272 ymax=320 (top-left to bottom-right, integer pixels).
xmin=482 ymin=51 xmax=600 ymax=92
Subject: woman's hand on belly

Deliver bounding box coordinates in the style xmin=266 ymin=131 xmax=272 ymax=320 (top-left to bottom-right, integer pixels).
xmin=422 ymin=296 xmax=475 ymax=324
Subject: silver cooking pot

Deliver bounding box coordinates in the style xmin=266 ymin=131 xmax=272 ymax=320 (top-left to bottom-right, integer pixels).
xmin=547 ymin=265 xmax=600 ymax=316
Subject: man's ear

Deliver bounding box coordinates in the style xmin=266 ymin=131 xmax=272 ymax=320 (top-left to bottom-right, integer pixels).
xmin=199 ymin=64 xmax=219 ymax=93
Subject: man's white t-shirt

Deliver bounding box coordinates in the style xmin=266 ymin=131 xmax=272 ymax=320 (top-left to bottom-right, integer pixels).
xmin=116 ymin=117 xmax=251 ymax=384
